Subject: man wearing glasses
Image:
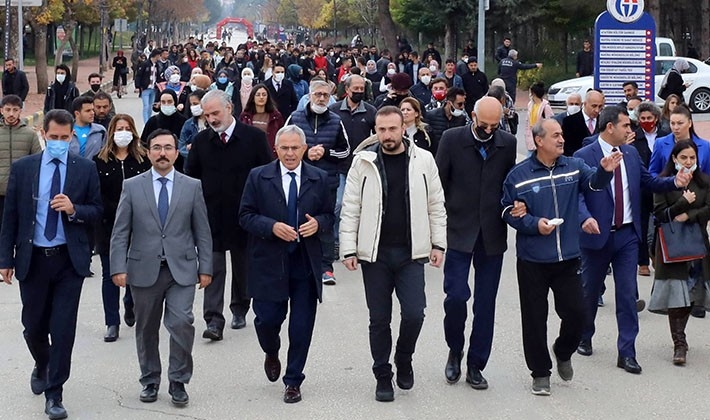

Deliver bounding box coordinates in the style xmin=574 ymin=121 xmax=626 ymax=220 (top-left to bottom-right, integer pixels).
xmin=286 ymin=80 xmax=350 ymax=286
xmin=425 ymin=87 xmax=468 ymax=155
xmin=435 ymin=96 xmax=519 ymax=390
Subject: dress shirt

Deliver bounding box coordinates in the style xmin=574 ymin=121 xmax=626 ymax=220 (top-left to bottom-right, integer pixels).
xmin=280 ymin=162 xmax=301 ymax=203
xmin=219 ymin=118 xmax=237 ymax=143
xmin=151 ymin=167 xmax=175 ymax=207
xmin=643 ymin=128 xmax=658 ymax=152
xmin=582 ymin=109 xmax=596 ymax=134
xmin=34 ymin=151 xmax=68 ymax=247
xmin=598 ymin=137 xmax=632 ymax=224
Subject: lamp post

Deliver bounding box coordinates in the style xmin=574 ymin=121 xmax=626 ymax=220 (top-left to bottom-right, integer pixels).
xmin=99 ymin=0 xmax=108 ymax=75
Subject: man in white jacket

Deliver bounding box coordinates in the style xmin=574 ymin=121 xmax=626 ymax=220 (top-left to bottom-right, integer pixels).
xmin=340 ymin=106 xmax=447 ymax=403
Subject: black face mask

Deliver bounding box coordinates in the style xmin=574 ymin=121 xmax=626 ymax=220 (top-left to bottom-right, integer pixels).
xmin=472 ymin=122 xmax=496 ymax=142
xmin=350 ymin=92 xmax=365 ymax=103
xmin=90 ymin=84 xmax=101 ymax=92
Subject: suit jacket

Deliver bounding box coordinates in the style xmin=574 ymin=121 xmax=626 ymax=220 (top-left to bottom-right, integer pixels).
xmin=264 ymin=77 xmax=299 ymax=121
xmin=574 ymin=141 xmax=678 ymax=250
xmin=632 ymin=125 xmax=670 ymax=167
xmin=239 ymin=161 xmax=334 ymax=302
xmin=436 ymin=125 xmax=517 ymax=254
xmin=562 ymin=111 xmax=598 ymax=157
xmin=0 ymin=152 xmax=103 ymax=280
xmin=110 ymin=170 xmax=213 ymax=287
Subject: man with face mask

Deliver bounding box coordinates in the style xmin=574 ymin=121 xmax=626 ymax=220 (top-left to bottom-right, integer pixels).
xmin=410 ymin=67 xmax=433 ymax=109
xmin=82 ymin=73 xmax=106 ymax=97
xmin=0 ymin=109 xmax=102 ymax=419
xmin=374 ymin=72 xmax=413 ymax=109
xmin=265 ymin=64 xmax=299 ymax=120
xmin=44 ymin=64 xmax=80 ymax=113
xmin=425 ymin=87 xmax=468 ymax=155
xmin=286 ymin=80 xmax=350 ymax=286
xmin=553 ymin=93 xmax=582 ymax=126
xmin=436 ymin=96 xmax=518 ymax=391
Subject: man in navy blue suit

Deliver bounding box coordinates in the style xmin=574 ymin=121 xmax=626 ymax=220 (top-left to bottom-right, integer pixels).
xmin=239 ymin=125 xmax=334 ymax=404
xmin=573 ymin=106 xmax=690 ymax=374
xmin=0 ymin=109 xmax=102 ymax=419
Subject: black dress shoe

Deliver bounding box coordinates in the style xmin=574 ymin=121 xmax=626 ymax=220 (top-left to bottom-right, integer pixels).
xmin=139 ymin=384 xmax=159 ymax=403
xmin=45 ymin=399 xmax=67 ymax=420
xmin=231 ymin=314 xmax=246 ymax=329
xmin=445 ymin=350 xmax=463 ymax=384
xmin=169 ymin=382 xmax=189 ymax=406
xmin=31 ymin=365 xmax=47 ymax=395
xmin=202 ymin=326 xmax=223 ymax=341
xmin=264 ymin=353 xmax=281 ymax=382
xmin=104 ymin=325 xmax=119 ymax=342
xmin=284 ymin=385 xmax=302 ymax=403
xmin=124 ymin=306 xmax=136 ymax=327
xmin=617 ymin=356 xmax=642 ymax=374
xmin=577 ymin=340 xmax=593 ymax=356
xmin=465 ymin=367 xmax=489 ymax=390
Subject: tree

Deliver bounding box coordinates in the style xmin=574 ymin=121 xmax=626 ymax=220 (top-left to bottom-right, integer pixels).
xmin=27 ymin=0 xmax=63 ymax=93
xmin=294 ymin=0 xmax=325 ymax=28
xmin=376 ymin=0 xmax=397 ymax=51
xmin=203 ymin=0 xmax=222 ymax=25
xmin=277 ymin=0 xmax=299 ymax=27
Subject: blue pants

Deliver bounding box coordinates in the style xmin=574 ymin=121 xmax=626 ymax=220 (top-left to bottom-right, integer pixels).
xmin=100 ymin=253 xmax=133 ymax=326
xmin=580 ymin=225 xmax=640 ymax=358
xmin=443 ymin=238 xmax=504 ymax=371
xmin=334 ymin=173 xmax=347 ymax=244
xmin=141 ymin=88 xmax=156 ymax=124
xmin=253 ymin=248 xmax=318 ymax=387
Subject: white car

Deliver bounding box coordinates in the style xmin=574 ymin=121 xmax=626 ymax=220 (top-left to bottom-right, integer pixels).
xmin=547 ymin=56 xmax=710 ymax=113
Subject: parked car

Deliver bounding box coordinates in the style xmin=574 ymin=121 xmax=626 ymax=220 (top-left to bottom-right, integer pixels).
xmin=547 ymin=56 xmax=710 ymax=113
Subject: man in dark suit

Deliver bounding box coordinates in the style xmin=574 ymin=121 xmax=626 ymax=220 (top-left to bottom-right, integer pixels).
xmin=186 ymin=89 xmax=272 ymax=340
xmin=239 ymin=125 xmax=334 ymax=404
xmin=562 ymin=90 xmax=604 ymax=156
xmin=553 ymin=93 xmax=582 ymax=126
xmin=264 ymin=64 xmax=299 ymax=120
xmin=0 ymin=109 xmax=102 ymax=420
xmin=435 ymin=97 xmax=518 ymax=389
xmin=573 ymin=107 xmax=689 ymax=374
xmin=2 ymin=58 xmax=30 ymax=101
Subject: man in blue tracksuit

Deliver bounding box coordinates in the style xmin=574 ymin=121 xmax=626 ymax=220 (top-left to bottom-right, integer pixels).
xmin=501 ymin=118 xmax=620 ymax=396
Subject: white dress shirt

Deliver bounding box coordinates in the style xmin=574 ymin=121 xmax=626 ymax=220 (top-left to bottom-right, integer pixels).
xmin=643 ymin=128 xmax=658 ymax=152
xmin=582 ymin=109 xmax=596 ymax=133
xmin=598 ymin=137 xmax=633 ymax=224
xmin=280 ymin=162 xmax=301 ymax=203
xmin=151 ymin=167 xmax=175 ymax=206
xmin=220 ymin=118 xmax=237 ymax=143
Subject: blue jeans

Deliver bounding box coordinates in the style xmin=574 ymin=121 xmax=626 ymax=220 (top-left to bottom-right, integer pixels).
xmin=100 ymin=253 xmax=133 ymax=326
xmin=141 ymin=88 xmax=156 ymax=124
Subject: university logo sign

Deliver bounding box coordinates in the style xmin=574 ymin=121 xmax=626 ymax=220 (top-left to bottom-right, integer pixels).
xmin=607 ymin=0 xmax=645 ymax=23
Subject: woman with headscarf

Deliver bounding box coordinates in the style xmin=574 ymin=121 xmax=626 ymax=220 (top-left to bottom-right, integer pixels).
xmin=235 ymin=67 xmax=255 ymax=117
xmin=43 ymin=64 xmax=80 ymax=113
xmin=660 ymin=59 xmax=690 ymax=102
xmin=112 ymin=50 xmax=128 ymax=98
xmin=365 ymin=59 xmax=382 ymax=86
xmin=379 ymin=62 xmax=397 ymax=93
xmin=156 ymin=65 xmax=188 ymax=114
xmin=209 ymin=69 xmax=240 ymax=113
xmin=141 ymin=89 xmax=188 ymax=171
xmin=287 ymin=63 xmax=309 ymax=100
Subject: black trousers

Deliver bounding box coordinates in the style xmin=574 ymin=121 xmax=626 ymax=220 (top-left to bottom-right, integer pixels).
xmin=203 ymin=236 xmax=249 ymax=330
xmin=361 ymin=245 xmax=426 ymax=377
xmin=516 ymin=258 xmax=584 ymax=378
xmin=19 ymin=246 xmax=84 ymax=401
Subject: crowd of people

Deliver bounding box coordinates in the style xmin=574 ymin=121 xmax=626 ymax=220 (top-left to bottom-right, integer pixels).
xmin=0 ymin=33 xmax=708 ymax=420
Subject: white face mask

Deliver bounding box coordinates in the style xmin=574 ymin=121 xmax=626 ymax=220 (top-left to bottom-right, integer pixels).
xmin=273 ymin=72 xmax=285 ymax=83
xmin=429 ymin=66 xmax=437 ymax=73
xmin=113 ymin=130 xmax=133 ymax=148
xmin=451 ymin=108 xmax=465 ymax=117
xmin=387 ymin=68 xmax=396 ymax=76
xmin=190 ymin=104 xmax=203 ymax=116
xmin=161 ymin=105 xmax=177 ymax=116
xmin=56 ymin=74 xmax=66 ymax=83
xmin=310 ymin=103 xmax=328 ymax=114
xmin=169 ymin=74 xmax=181 ymax=84
xmin=567 ymin=105 xmax=581 ymax=115
xmin=242 ymin=75 xmax=253 ymax=84
xmin=420 ymin=75 xmax=431 ymax=86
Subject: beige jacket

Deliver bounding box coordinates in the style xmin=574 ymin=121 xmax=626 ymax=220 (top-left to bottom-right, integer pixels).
xmin=339 ymin=138 xmax=446 ymax=262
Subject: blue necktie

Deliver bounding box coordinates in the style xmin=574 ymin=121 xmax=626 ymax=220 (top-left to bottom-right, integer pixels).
xmin=44 ymin=158 xmax=61 ymax=241
xmin=158 ymin=177 xmax=169 ymax=227
xmin=287 ymin=172 xmax=298 ymax=253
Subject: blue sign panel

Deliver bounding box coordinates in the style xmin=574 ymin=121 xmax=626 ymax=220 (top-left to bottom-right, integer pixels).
xmin=594 ymin=10 xmax=656 ymax=104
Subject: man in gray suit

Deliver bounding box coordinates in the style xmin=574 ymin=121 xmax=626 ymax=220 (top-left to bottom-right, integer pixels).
xmin=110 ymin=128 xmax=213 ymax=407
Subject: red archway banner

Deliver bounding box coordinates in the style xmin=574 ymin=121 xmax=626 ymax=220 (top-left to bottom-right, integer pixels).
xmin=216 ymin=17 xmax=255 ymax=39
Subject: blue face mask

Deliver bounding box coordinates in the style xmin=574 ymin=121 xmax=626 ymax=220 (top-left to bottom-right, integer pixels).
xmin=675 ymin=162 xmax=698 ymax=173
xmin=45 ymin=140 xmax=70 ymax=159
xmin=218 ymin=77 xmax=228 ymax=84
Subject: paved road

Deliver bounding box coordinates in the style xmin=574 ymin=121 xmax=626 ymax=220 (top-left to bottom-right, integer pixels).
xmin=3 ymin=82 xmax=710 ymax=420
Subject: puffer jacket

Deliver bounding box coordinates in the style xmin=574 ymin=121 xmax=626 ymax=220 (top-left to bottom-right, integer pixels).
xmin=0 ymin=118 xmax=42 ymax=194
xmin=339 ymin=137 xmax=447 ymax=262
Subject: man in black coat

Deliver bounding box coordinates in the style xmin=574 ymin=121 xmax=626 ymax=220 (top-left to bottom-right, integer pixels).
xmin=239 ymin=125 xmax=334 ymax=404
xmin=561 ymin=90 xmax=605 ymax=156
xmin=425 ymin=87 xmax=468 ymax=155
xmin=576 ymin=40 xmax=594 ymax=77
xmin=435 ymin=97 xmax=519 ymax=389
xmin=461 ymin=58 xmax=489 ymax=116
xmin=2 ymin=58 xmax=29 ymax=101
xmin=185 ymin=89 xmax=273 ymax=340
xmin=264 ymin=64 xmax=299 ymax=120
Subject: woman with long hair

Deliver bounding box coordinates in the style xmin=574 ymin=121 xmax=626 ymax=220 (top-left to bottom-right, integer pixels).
xmin=239 ymin=84 xmax=284 ymax=158
xmin=660 ymin=94 xmax=681 ymax=133
xmin=525 ymin=81 xmax=554 ymax=156
xmin=111 ymin=50 xmax=128 ymax=98
xmin=649 ymin=140 xmax=710 ymax=365
xmin=93 ymin=114 xmax=151 ymax=342
xmin=399 ymin=97 xmax=432 ymax=152
xmin=259 ymin=55 xmax=273 ymax=83
xmin=649 ymin=104 xmax=710 ymax=177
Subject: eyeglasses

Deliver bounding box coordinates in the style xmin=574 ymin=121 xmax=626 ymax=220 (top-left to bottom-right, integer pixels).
xmin=278 ymin=145 xmax=303 ymax=152
xmin=311 ymin=92 xmax=330 ymax=98
xmin=150 ymin=145 xmax=176 ymax=152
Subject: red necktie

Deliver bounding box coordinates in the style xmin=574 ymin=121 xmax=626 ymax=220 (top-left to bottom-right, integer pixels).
xmin=612 ymin=147 xmax=623 ymax=228
xmin=587 ymin=118 xmax=595 ymax=135
xmin=220 ymin=132 xmax=228 ymax=144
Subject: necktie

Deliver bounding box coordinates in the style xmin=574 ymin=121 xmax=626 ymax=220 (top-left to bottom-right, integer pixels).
xmin=612 ymin=147 xmax=623 ymax=229
xmin=158 ymin=177 xmax=169 ymax=227
xmin=587 ymin=118 xmax=595 ymax=134
xmin=276 ymin=82 xmax=280 ymax=92
xmin=44 ymin=159 xmax=61 ymax=241
xmin=479 ymin=145 xmax=487 ymax=160
xmin=287 ymin=172 xmax=298 ymax=253
xmin=220 ymin=132 xmax=228 ymax=144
